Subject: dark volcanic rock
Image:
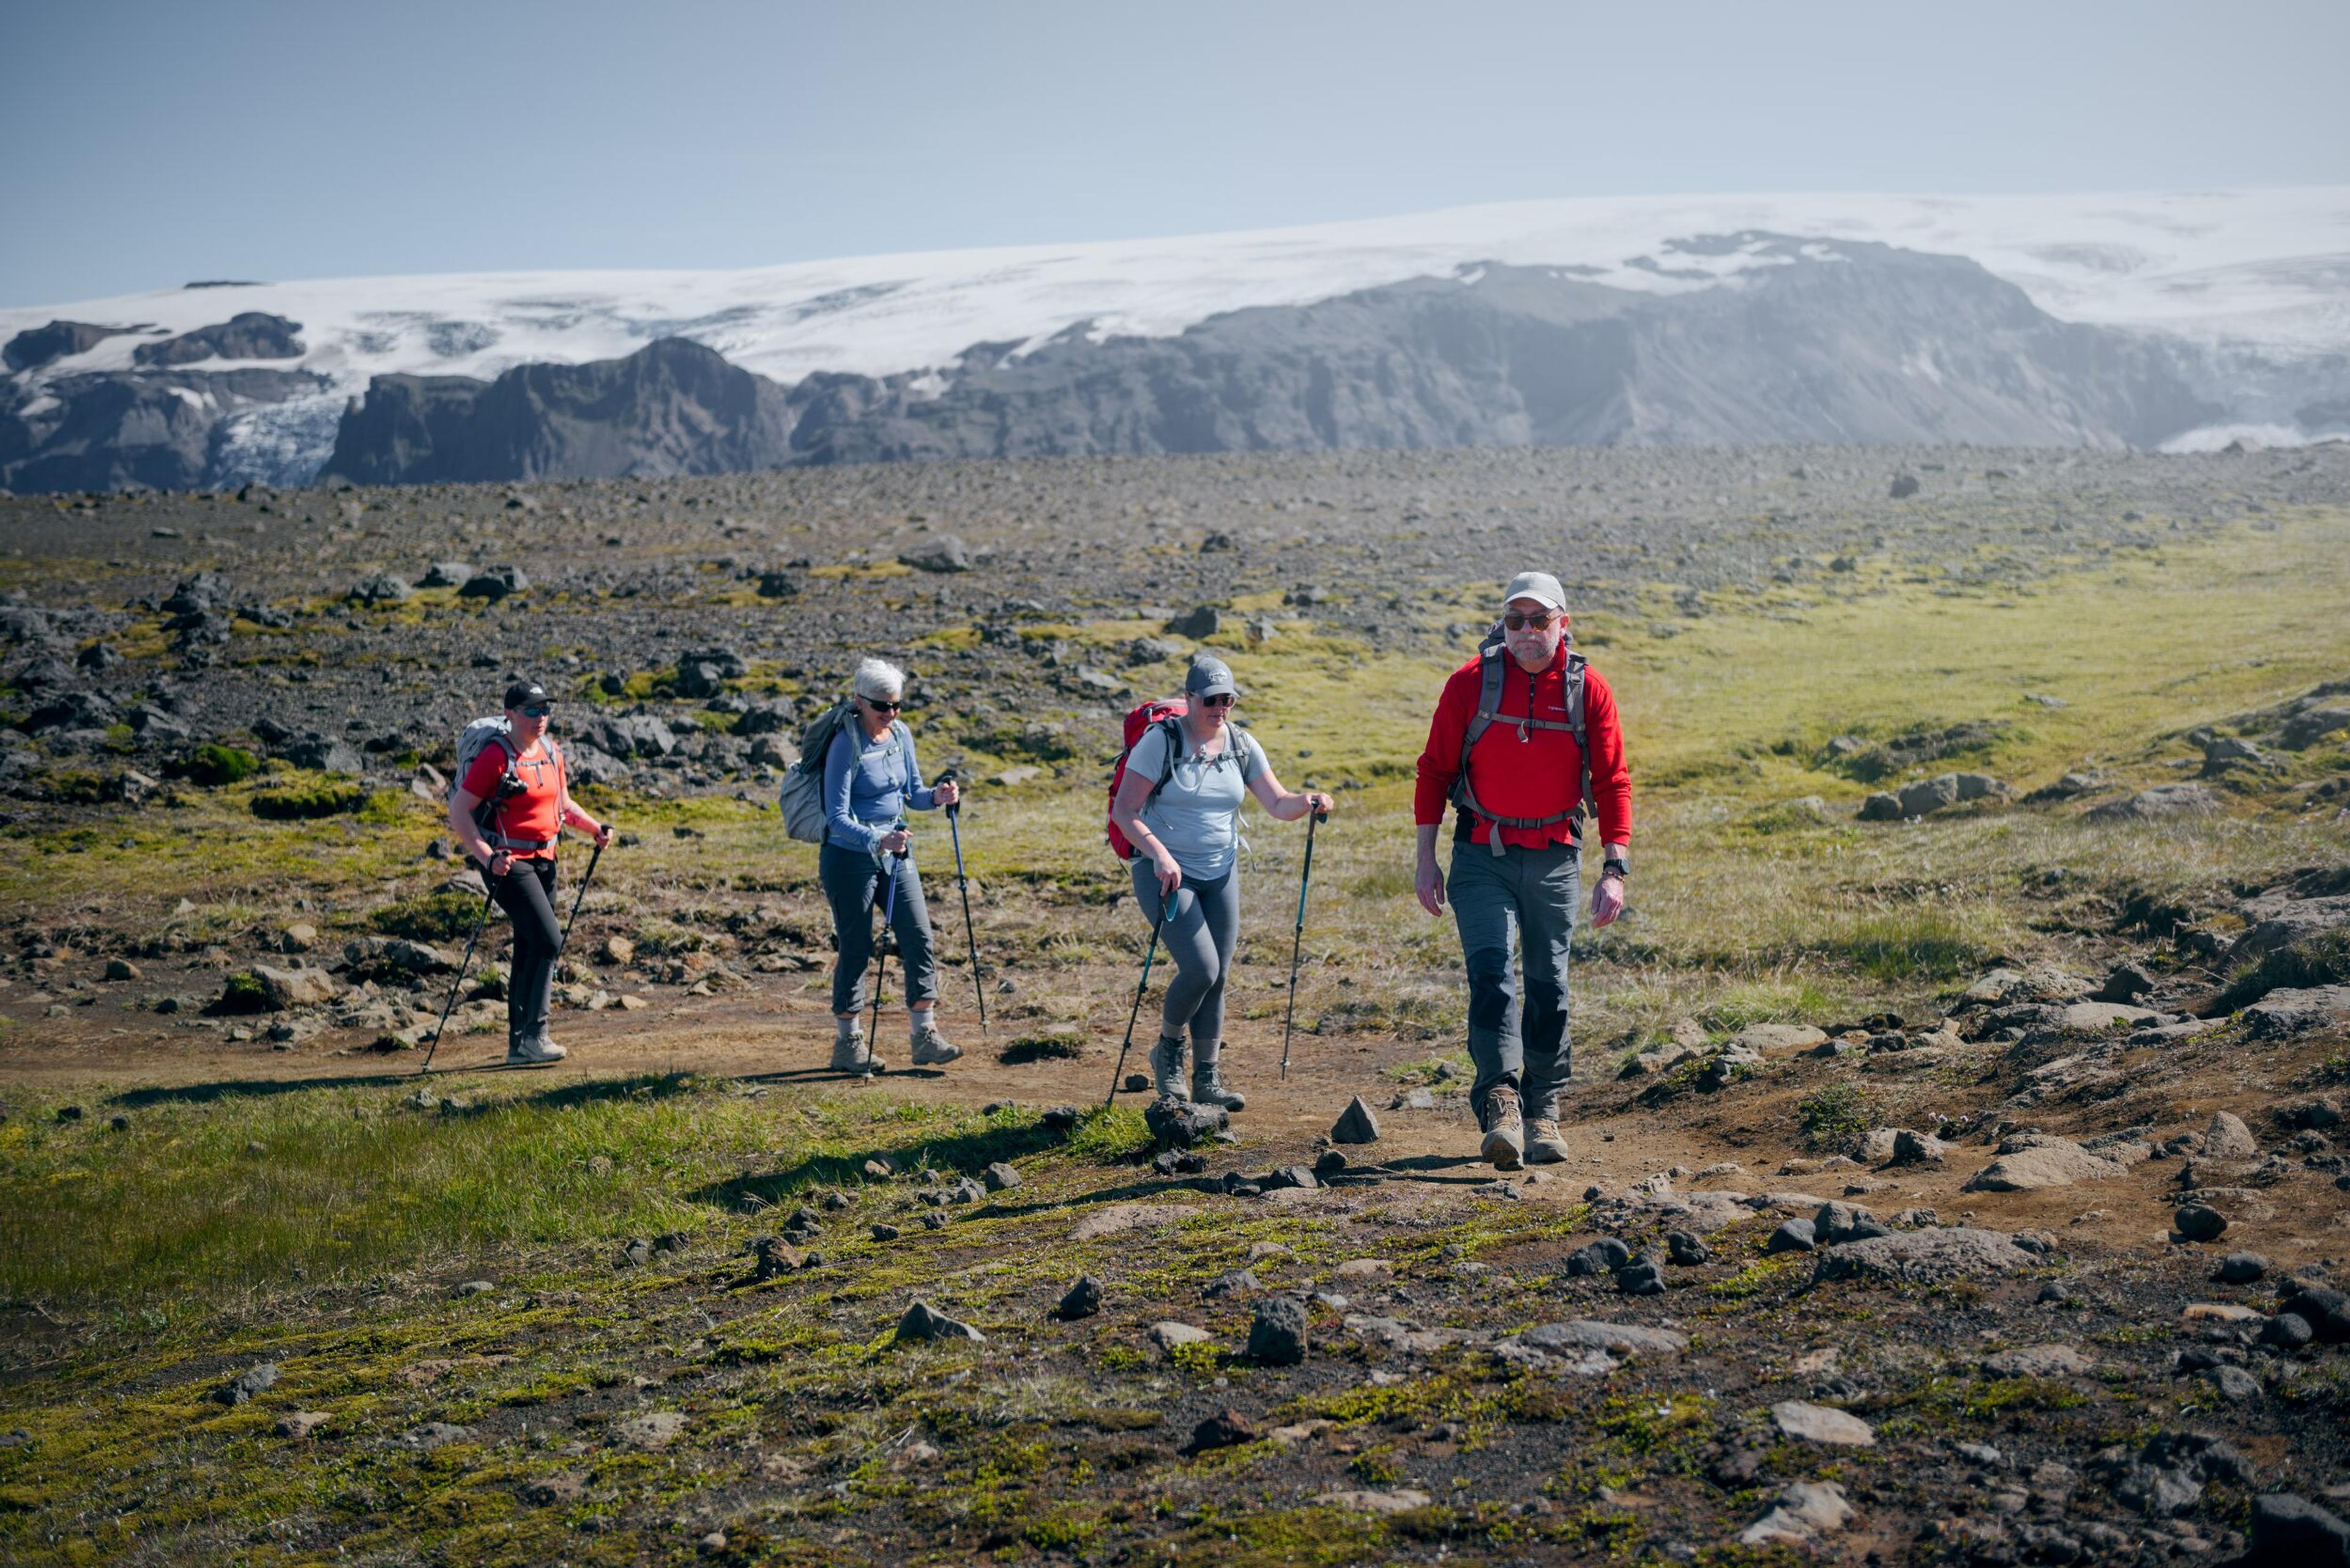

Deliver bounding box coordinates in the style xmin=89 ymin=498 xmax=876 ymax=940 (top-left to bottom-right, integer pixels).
xmin=323 ymin=337 xmax=800 ymax=485
xmin=1245 ymin=1295 xmax=1308 ymax=1364
xmin=4 ymin=320 xmax=141 ymax=372
xmin=133 ymin=313 xmax=305 ymax=367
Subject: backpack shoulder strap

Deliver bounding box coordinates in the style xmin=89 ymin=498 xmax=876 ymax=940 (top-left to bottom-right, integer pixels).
xmin=1151 ymin=714 xmax=1184 ymax=793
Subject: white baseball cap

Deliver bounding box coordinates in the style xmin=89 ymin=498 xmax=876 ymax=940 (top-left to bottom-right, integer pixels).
xmin=1502 ymin=571 xmax=1567 ymax=613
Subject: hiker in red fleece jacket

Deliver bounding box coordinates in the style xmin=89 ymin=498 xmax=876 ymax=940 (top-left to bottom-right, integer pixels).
xmin=1413 ymin=572 xmax=1632 ymax=1170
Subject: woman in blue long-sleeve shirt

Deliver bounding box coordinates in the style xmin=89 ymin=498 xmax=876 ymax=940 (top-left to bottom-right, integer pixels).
xmin=819 ymin=657 xmax=964 ymax=1072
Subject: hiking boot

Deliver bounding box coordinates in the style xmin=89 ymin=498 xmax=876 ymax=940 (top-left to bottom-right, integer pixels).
xmin=1149 ymin=1034 xmax=1188 ymax=1101
xmin=1524 ymin=1116 xmax=1570 ymax=1164
xmin=1190 ymin=1053 xmax=1246 ymax=1112
xmin=506 ymin=1031 xmax=567 ymax=1066
xmin=830 ymin=1027 xmax=886 ymax=1075
xmin=1480 ymin=1085 xmax=1524 ymax=1171
xmin=909 ymin=1025 xmax=963 ymax=1067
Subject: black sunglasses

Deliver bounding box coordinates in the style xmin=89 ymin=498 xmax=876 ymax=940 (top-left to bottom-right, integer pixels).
xmin=1503 ymin=611 xmax=1561 ymax=631
xmin=1199 ymin=693 xmax=1236 ymax=708
xmin=860 ymin=696 xmax=903 ymax=712
xmin=519 ymin=704 xmax=554 ymax=718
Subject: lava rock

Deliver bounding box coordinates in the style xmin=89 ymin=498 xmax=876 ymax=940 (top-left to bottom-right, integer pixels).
xmin=894 ymin=1299 xmax=985 ymax=1343
xmin=1182 ymin=1408 xmax=1257 ymax=1454
xmin=1329 ymin=1094 xmax=1381 ymax=1143
xmin=1057 ymin=1275 xmax=1103 ymax=1320
xmin=1565 ymin=1238 xmax=1633 ymax=1275
xmin=1144 ymin=1098 xmax=1228 ymax=1148
xmin=2174 ymin=1203 xmax=2228 ymax=1242
xmin=1245 ymin=1294 xmax=1308 ymax=1365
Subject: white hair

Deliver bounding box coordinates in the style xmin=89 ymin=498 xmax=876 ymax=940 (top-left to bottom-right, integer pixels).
xmin=851 ymin=658 xmax=906 ymax=701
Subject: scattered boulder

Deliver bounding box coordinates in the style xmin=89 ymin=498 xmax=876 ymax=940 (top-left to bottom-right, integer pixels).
xmin=274 ymin=1411 xmax=330 ymax=1439
xmin=2087 ymin=783 xmax=2221 ymax=821
xmin=419 ymin=561 xmax=474 ymax=588
xmin=1813 ymin=1201 xmax=1891 ymax=1245
xmin=1166 ymin=605 xmax=1223 ymax=639
xmin=1772 ymin=1400 xmax=1874 ymax=1447
xmin=2173 ymin=1204 xmax=2228 ymax=1243
xmin=982 ymin=1161 xmax=1021 ymax=1192
xmin=1565 ymin=1238 xmax=1634 ymax=1275
xmin=1329 ymin=1095 xmax=1381 ymax=1143
xmin=1765 ymin=1218 xmax=1817 ymax=1253
xmin=894 ymin=1299 xmax=985 ymax=1344
xmin=1891 ymin=1129 xmax=1949 ymax=1165
xmin=1056 ymin=1275 xmax=1103 ymax=1320
xmin=1508 ymin=1320 xmax=1687 ymax=1359
xmin=1149 ymin=1321 xmax=1210 ymax=1355
xmin=1740 ymin=1480 xmax=1854 ymax=1547
xmin=2204 ymin=1111 xmax=2259 ymax=1162
xmin=2214 ymin=1252 xmax=2269 ymax=1284
xmin=1181 ymin=1408 xmax=1257 ymax=1455
xmin=217 ymin=1362 xmax=280 ymax=1405
xmin=1962 ymin=1135 xmax=2128 ymax=1192
xmin=1982 ymin=1343 xmax=2094 ymax=1378
xmin=458 ymin=565 xmax=529 ymax=600
xmin=348 ymin=572 xmax=411 ymax=606
xmin=2277 ymin=1287 xmax=2350 ymax=1343
xmin=1246 ymin=1296 xmax=1308 ymax=1365
xmin=244 ymin=965 xmax=340 ymax=1011
xmin=2244 ymin=986 xmax=2350 ymax=1039
xmin=1613 ymin=1255 xmax=1665 ymax=1295
xmin=1812 ymin=1227 xmax=2034 ymax=1284
xmin=2094 ymin=961 xmax=2157 ymax=1002
xmin=1731 ymin=1023 xmax=1828 ymax=1054
xmin=1893 ymin=771 xmax=2009 ymax=818
xmin=2248 ymin=1493 xmax=2350 ymax=1566
xmin=898 ymin=537 xmax=971 ymax=573
xmin=1144 ymin=1098 xmax=1228 ymax=1148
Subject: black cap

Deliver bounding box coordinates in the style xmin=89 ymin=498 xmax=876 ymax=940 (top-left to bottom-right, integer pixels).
xmin=503 ymin=679 xmax=551 ymax=710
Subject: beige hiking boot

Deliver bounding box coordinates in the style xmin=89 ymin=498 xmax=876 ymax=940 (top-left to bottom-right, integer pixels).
xmin=1480 ymin=1084 xmax=1524 ymax=1171
xmin=1524 ymin=1116 xmax=1570 ymax=1164
xmin=909 ymin=1023 xmax=963 ymax=1067
xmin=830 ymin=1026 xmax=886 ymax=1075
xmin=506 ymin=1031 xmax=567 ymax=1066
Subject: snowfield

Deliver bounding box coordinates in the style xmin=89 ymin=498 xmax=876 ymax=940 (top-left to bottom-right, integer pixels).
xmin=6 ymin=188 xmax=2348 ymax=480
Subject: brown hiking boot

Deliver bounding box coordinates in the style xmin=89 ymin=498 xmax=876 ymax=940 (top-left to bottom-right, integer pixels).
xmin=1524 ymin=1116 xmax=1570 ymax=1164
xmin=1480 ymin=1085 xmax=1524 ymax=1171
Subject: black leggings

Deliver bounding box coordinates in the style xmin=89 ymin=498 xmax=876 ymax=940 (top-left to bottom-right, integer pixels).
xmin=489 ymin=857 xmax=561 ymax=1039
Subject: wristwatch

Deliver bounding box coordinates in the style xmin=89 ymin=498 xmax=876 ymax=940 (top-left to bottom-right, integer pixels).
xmin=1600 ymin=853 xmax=1629 ymax=881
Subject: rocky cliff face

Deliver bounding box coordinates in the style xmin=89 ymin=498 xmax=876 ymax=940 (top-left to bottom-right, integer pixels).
xmin=320 ymin=238 xmax=2220 ymax=486
xmin=1 ymin=367 xmax=326 ymax=493
xmin=321 ymin=337 xmax=799 ymax=484
xmin=4 ymin=237 xmax=2234 ymax=493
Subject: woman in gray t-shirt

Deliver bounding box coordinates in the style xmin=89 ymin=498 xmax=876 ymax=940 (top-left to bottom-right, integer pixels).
xmin=1109 ymin=655 xmax=1333 ymax=1111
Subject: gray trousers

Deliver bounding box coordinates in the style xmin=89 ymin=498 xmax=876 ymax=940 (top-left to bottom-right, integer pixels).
xmin=821 ymin=842 xmax=938 ymax=1015
xmin=1130 ymin=861 xmax=1239 ymax=1045
xmin=1449 ymin=839 xmax=1579 ymax=1122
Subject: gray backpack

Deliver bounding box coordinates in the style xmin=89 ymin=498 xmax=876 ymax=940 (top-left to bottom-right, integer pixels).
xmin=777 ymin=700 xmax=867 ymax=844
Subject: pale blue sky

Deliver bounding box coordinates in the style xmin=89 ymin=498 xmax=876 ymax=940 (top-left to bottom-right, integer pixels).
xmin=4 ymin=0 xmax=2345 ymax=307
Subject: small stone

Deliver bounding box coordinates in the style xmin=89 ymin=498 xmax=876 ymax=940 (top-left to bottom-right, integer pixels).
xmin=862 ymin=1157 xmax=895 ymax=1179
xmin=616 ymin=1238 xmax=652 ymax=1268
xmin=1313 ymin=1149 xmax=1349 ymax=1177
xmin=1058 ymin=1275 xmax=1103 ymax=1319
xmin=274 ymin=1411 xmax=330 ymax=1438
xmin=2206 ymin=1364 xmax=2262 ymax=1402
xmin=1766 ymin=1218 xmax=1818 ymax=1253
xmin=104 ymin=957 xmax=139 ymax=981
xmin=1144 ymin=1098 xmax=1226 ymax=1148
xmin=1149 ymin=1321 xmax=1209 ymax=1356
xmin=453 ymin=1279 xmax=495 ymax=1296
xmin=1740 ymin=1480 xmax=1854 ymax=1547
xmin=751 ymin=1237 xmax=803 ymax=1279
xmin=2248 ymin=1493 xmax=2350 ymax=1563
xmin=2260 ymin=1313 xmax=2315 ymax=1350
xmin=870 ymin=1223 xmax=900 ymax=1242
xmin=1771 ymin=1400 xmax=1875 ymax=1447
xmin=2215 ymin=1252 xmax=2269 ymax=1284
xmin=1124 ymin=1073 xmax=1151 ymax=1092
xmin=1334 ymin=1258 xmax=1392 ymax=1283
xmin=1566 ymin=1238 xmax=1634 ymax=1275
xmin=982 ymin=1162 xmax=1021 ymax=1192
xmin=1330 ymin=1094 xmax=1381 ymax=1143
xmin=1613 ymin=1256 xmax=1666 ymax=1296
xmin=2174 ymin=1204 xmax=2228 ymax=1243
xmin=1982 ymin=1343 xmax=2094 ymax=1378
xmin=2205 ymin=1111 xmax=2259 ymax=1162
xmin=217 ymin=1362 xmax=280 ymax=1405
xmin=1203 ymin=1268 xmax=1260 ymax=1299
xmin=1666 ymin=1231 xmax=1711 ymax=1266
xmin=1183 ymin=1408 xmax=1258 ymax=1454
xmin=1246 ymin=1295 xmax=1308 ymax=1365
xmin=895 ymin=1299 xmax=985 ymax=1343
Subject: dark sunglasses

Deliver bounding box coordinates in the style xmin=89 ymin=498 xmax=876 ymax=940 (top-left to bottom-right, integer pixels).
xmin=1503 ymin=611 xmax=1561 ymax=631
xmin=860 ymin=696 xmax=903 ymax=712
xmin=519 ymin=704 xmax=554 ymax=718
xmin=1199 ymin=693 xmax=1236 ymax=708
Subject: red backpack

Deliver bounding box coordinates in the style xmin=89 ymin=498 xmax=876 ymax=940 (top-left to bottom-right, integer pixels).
xmin=1105 ymin=698 xmax=1188 ymax=860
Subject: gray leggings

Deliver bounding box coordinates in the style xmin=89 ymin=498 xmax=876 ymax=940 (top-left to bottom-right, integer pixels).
xmin=1130 ymin=861 xmax=1240 ymax=1045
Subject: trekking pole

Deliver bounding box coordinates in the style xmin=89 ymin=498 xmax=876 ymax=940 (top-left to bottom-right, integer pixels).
xmin=1105 ymin=887 xmax=1175 ymax=1107
xmin=1278 ymin=807 xmax=1328 ymax=1081
xmin=420 ymin=883 xmax=497 ymax=1075
xmin=560 ymin=838 xmax=604 ymax=948
xmin=938 ymin=771 xmax=988 ymax=1039
xmin=863 ymin=849 xmax=903 ymax=1080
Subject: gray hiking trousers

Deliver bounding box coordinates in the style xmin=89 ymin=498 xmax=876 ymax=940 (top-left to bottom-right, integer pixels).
xmin=821 ymin=842 xmax=938 ymax=1015
xmin=1128 ymin=861 xmax=1240 ymax=1046
xmin=1449 ymin=838 xmax=1579 ymax=1122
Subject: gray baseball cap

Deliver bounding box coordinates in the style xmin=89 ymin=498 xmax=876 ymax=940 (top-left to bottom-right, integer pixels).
xmin=1184 ymin=654 xmax=1239 ymax=700
xmin=1502 ymin=571 xmax=1567 ymax=613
